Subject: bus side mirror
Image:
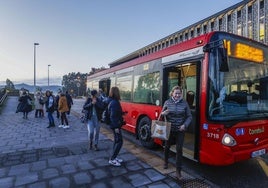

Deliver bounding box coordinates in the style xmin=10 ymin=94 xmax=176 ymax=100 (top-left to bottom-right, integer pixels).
xmin=218 ymin=47 xmax=229 ymax=72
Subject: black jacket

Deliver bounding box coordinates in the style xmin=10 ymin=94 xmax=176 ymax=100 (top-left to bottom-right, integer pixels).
xmin=83 ymin=97 xmax=104 ymax=120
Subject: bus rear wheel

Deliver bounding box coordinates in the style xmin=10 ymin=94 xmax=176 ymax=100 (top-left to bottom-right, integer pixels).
xmin=138 ymin=116 xmax=156 ymax=149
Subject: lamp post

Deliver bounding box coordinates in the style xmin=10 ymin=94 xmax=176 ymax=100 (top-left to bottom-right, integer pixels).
xmin=48 ymin=64 xmax=51 ymax=87
xmin=76 ymin=76 xmax=80 ymax=97
xmin=34 ymin=43 xmax=39 ymax=93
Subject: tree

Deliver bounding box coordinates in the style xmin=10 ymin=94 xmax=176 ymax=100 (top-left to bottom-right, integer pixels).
xmin=61 ymin=72 xmax=87 ymax=97
xmin=61 ymin=67 xmax=107 ymax=97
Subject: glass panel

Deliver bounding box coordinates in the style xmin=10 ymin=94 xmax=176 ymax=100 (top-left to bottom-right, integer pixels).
xmin=117 ymin=75 xmax=132 ymax=101
xmin=133 ymin=72 xmax=160 ymax=104
xmin=208 ymin=40 xmax=268 ymax=121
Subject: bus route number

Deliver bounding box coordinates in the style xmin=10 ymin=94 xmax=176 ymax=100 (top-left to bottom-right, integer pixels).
xmin=207 ymin=132 xmax=220 ymax=139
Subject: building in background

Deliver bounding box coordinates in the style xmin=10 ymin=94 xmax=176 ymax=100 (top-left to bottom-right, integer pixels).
xmin=110 ymin=0 xmax=268 ymax=67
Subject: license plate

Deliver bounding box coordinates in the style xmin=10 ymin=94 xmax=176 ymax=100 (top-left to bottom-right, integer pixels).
xmin=251 ymin=149 xmax=266 ymax=158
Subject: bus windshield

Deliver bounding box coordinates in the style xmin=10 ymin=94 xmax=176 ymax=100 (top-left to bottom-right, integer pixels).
xmin=208 ymin=40 xmax=268 ymax=122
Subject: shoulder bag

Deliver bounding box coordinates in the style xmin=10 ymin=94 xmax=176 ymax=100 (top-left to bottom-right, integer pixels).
xmin=151 ymin=115 xmax=171 ymax=140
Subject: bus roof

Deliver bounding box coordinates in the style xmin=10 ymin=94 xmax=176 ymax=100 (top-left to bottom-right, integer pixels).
xmin=89 ymin=31 xmax=266 ymax=79
xmin=88 ymin=32 xmax=217 ymax=79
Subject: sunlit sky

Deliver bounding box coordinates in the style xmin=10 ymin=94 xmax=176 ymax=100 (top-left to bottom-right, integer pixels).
xmin=0 ymin=0 xmax=241 ymax=86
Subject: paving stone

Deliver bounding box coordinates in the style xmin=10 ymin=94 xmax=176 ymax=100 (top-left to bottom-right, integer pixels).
xmin=0 ymin=177 xmax=14 ymax=188
xmin=73 ymin=172 xmax=92 ymax=185
xmin=90 ymin=181 xmax=110 ymax=188
xmin=14 ymin=172 xmax=38 ymax=187
xmin=144 ymin=169 xmax=166 ymax=182
xmin=110 ymin=166 xmax=128 ymax=176
xmin=125 ymin=160 xmax=143 ymax=171
xmin=61 ymin=164 xmax=77 ymax=174
xmin=0 ymin=167 xmax=7 ymax=178
xmin=64 ymin=155 xmax=81 ymax=164
xmin=47 ymin=157 xmax=65 ymax=167
xmin=31 ymin=160 xmax=47 ymax=171
xmin=49 ymin=177 xmax=70 ymax=188
xmin=90 ymin=168 xmax=109 ymax=180
xmin=127 ymin=172 xmax=152 ymax=187
xmin=109 ymin=176 xmax=134 ymax=188
xmin=77 ymin=161 xmax=95 ymax=170
xmin=42 ymin=168 xmax=59 ymax=179
xmin=8 ymin=163 xmax=30 ymax=176
xmin=28 ymin=181 xmax=47 ymax=188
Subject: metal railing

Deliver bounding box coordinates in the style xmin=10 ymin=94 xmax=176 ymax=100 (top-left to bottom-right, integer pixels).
xmin=0 ymin=88 xmax=8 ymax=106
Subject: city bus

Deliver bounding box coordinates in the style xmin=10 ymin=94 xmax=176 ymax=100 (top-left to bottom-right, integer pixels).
xmin=87 ymin=31 xmax=268 ymax=165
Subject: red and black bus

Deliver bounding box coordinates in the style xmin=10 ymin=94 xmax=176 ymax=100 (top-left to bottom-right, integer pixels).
xmin=87 ymin=31 xmax=268 ymax=165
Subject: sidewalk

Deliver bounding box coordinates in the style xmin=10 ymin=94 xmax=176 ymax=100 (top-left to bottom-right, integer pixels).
xmin=0 ymin=96 xmax=181 ymax=188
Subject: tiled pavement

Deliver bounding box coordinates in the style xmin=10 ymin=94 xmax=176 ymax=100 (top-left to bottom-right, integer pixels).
xmin=0 ymin=96 xmax=182 ymax=188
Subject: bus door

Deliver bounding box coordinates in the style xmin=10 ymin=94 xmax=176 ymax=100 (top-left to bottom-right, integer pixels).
xmin=163 ymin=61 xmax=200 ymax=161
xmin=99 ymin=78 xmax=111 ymax=97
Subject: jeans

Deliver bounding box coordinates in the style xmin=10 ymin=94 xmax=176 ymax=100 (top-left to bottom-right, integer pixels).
xmin=87 ymin=115 xmax=100 ymax=145
xmin=47 ymin=111 xmax=54 ymax=125
xmin=60 ymin=112 xmax=69 ymax=125
xmin=164 ymin=131 xmax=185 ymax=171
xmin=111 ymin=128 xmax=123 ymax=160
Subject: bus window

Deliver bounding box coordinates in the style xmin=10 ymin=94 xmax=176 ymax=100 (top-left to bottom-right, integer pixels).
xmin=117 ymin=74 xmax=132 ymax=101
xmin=208 ymin=51 xmax=268 ymax=121
xmin=133 ymin=72 xmax=160 ymax=105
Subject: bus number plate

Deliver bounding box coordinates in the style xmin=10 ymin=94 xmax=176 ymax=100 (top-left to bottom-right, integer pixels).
xmin=251 ymin=149 xmax=266 ymax=158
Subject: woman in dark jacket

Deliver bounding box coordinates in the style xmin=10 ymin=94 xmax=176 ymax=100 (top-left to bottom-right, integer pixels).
xmin=17 ymin=91 xmax=32 ymax=119
xmin=83 ymin=90 xmax=104 ymax=151
xmin=162 ymin=86 xmax=192 ymax=180
xmin=107 ymin=86 xmax=125 ymax=167
xmin=45 ymin=90 xmax=55 ymax=128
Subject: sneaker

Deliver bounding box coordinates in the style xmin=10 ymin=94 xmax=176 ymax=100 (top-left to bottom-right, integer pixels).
xmin=109 ymin=159 xmax=121 ymax=166
xmin=115 ymin=158 xmax=123 ymax=163
xmin=63 ymin=125 xmax=70 ymax=129
xmin=58 ymin=125 xmax=64 ymax=128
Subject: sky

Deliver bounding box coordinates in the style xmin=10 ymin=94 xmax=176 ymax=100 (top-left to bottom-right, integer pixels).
xmin=0 ymin=0 xmax=242 ymax=86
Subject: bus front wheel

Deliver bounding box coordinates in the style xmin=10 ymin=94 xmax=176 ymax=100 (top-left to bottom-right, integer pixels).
xmin=138 ymin=116 xmax=156 ymax=149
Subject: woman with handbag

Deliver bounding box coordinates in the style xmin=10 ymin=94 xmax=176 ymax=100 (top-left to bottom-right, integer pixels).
xmin=161 ymin=86 xmax=192 ymax=180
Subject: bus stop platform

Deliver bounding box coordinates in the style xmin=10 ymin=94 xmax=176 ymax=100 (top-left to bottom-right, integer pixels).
xmin=0 ymin=96 xmax=214 ymax=188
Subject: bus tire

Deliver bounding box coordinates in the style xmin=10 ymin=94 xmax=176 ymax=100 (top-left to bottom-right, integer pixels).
xmin=138 ymin=116 xmax=156 ymax=149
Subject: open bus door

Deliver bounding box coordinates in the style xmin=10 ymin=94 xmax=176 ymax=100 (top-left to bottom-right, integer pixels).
xmin=99 ymin=78 xmax=111 ymax=97
xmin=163 ymin=61 xmax=200 ymax=162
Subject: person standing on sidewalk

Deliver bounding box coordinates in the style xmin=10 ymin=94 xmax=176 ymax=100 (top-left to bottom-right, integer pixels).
xmin=17 ymin=91 xmax=32 ymax=119
xmin=34 ymin=91 xmax=44 ymax=118
xmin=45 ymin=90 xmax=55 ymax=128
xmin=108 ymin=86 xmax=126 ymax=167
xmin=83 ymin=90 xmax=104 ymax=150
xmin=54 ymin=90 xmax=61 ymax=119
xmin=161 ymin=85 xmax=192 ymax=180
xmin=58 ymin=91 xmax=70 ymax=129
xmin=65 ymin=90 xmax=73 ymax=115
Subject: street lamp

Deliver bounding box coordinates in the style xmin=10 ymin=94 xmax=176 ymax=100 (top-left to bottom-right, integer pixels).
xmin=76 ymin=76 xmax=80 ymax=97
xmin=34 ymin=43 xmax=39 ymax=93
xmin=48 ymin=64 xmax=51 ymax=87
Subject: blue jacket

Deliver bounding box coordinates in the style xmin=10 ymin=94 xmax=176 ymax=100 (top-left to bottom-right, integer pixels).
xmin=108 ymin=98 xmax=124 ymax=129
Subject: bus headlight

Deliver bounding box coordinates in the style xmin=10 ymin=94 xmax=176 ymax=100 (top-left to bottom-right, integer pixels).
xmin=222 ymin=133 xmax=237 ymax=146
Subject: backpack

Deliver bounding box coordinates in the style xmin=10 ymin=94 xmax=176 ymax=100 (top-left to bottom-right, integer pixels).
xmin=101 ymin=102 xmax=111 ymax=125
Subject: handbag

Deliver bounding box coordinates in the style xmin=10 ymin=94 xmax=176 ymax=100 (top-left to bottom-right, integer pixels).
xmin=151 ymin=115 xmax=171 ymax=140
